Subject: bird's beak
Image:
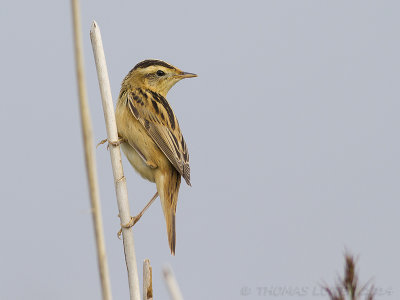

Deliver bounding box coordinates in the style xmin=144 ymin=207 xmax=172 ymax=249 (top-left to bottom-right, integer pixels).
xmin=178 ymin=71 xmax=197 ymax=79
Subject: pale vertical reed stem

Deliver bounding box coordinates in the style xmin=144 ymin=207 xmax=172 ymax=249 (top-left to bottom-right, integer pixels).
xmin=90 ymin=21 xmax=141 ymax=300
xmin=163 ymin=265 xmax=184 ymax=300
xmin=143 ymin=259 xmax=153 ymax=300
xmin=71 ymin=2 xmax=112 ymax=300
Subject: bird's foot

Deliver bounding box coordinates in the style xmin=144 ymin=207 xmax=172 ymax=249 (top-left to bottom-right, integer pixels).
xmin=97 ymin=137 xmax=126 ymax=150
xmin=109 ymin=137 xmax=126 ymax=147
xmin=116 ymin=192 xmax=158 ymax=239
xmin=97 ymin=139 xmax=108 ymax=148
xmin=122 ymin=215 xmax=140 ymax=228
xmin=117 ymin=215 xmax=140 ymax=239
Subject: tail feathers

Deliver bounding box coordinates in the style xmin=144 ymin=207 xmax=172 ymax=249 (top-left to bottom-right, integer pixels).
xmin=156 ymin=170 xmax=181 ymax=255
xmin=166 ymin=211 xmax=176 ymax=255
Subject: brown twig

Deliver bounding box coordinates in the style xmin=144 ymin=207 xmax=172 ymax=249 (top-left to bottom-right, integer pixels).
xmin=324 ymin=253 xmax=375 ymax=300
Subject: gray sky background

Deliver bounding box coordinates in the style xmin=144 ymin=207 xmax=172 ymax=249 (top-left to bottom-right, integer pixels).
xmin=0 ymin=1 xmax=399 ymax=299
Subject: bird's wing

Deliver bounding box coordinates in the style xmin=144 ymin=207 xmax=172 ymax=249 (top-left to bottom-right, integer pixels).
xmin=126 ymin=89 xmax=191 ymax=185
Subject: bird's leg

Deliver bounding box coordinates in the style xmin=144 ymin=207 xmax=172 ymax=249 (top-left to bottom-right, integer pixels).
xmin=97 ymin=137 xmax=126 ymax=149
xmin=117 ymin=192 xmax=159 ymax=239
xmin=123 ymin=192 xmax=159 ymax=227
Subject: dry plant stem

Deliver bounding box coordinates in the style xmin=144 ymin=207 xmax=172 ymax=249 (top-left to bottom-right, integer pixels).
xmin=163 ymin=265 xmax=184 ymax=300
xmin=71 ymin=2 xmax=112 ymax=300
xmin=90 ymin=21 xmax=140 ymax=300
xmin=324 ymin=253 xmax=375 ymax=300
xmin=143 ymin=259 xmax=153 ymax=300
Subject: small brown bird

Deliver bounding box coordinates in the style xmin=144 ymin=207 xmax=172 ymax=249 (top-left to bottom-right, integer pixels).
xmin=115 ymin=59 xmax=196 ymax=255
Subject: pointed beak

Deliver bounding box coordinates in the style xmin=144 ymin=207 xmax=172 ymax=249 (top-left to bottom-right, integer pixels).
xmin=178 ymin=71 xmax=197 ymax=78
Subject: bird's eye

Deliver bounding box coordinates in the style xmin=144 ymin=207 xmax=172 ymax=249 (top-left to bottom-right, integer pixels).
xmin=156 ymin=70 xmax=165 ymax=76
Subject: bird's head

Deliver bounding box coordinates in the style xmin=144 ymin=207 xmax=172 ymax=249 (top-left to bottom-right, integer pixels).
xmin=122 ymin=59 xmax=197 ymax=96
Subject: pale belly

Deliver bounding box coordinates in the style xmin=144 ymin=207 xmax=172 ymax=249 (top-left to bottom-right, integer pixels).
xmin=121 ymin=143 xmax=156 ymax=182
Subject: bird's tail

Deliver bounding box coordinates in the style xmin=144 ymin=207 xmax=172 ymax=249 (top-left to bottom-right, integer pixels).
xmin=156 ymin=170 xmax=181 ymax=255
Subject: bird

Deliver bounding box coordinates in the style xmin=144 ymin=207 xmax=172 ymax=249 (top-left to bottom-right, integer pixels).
xmin=115 ymin=59 xmax=197 ymax=255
